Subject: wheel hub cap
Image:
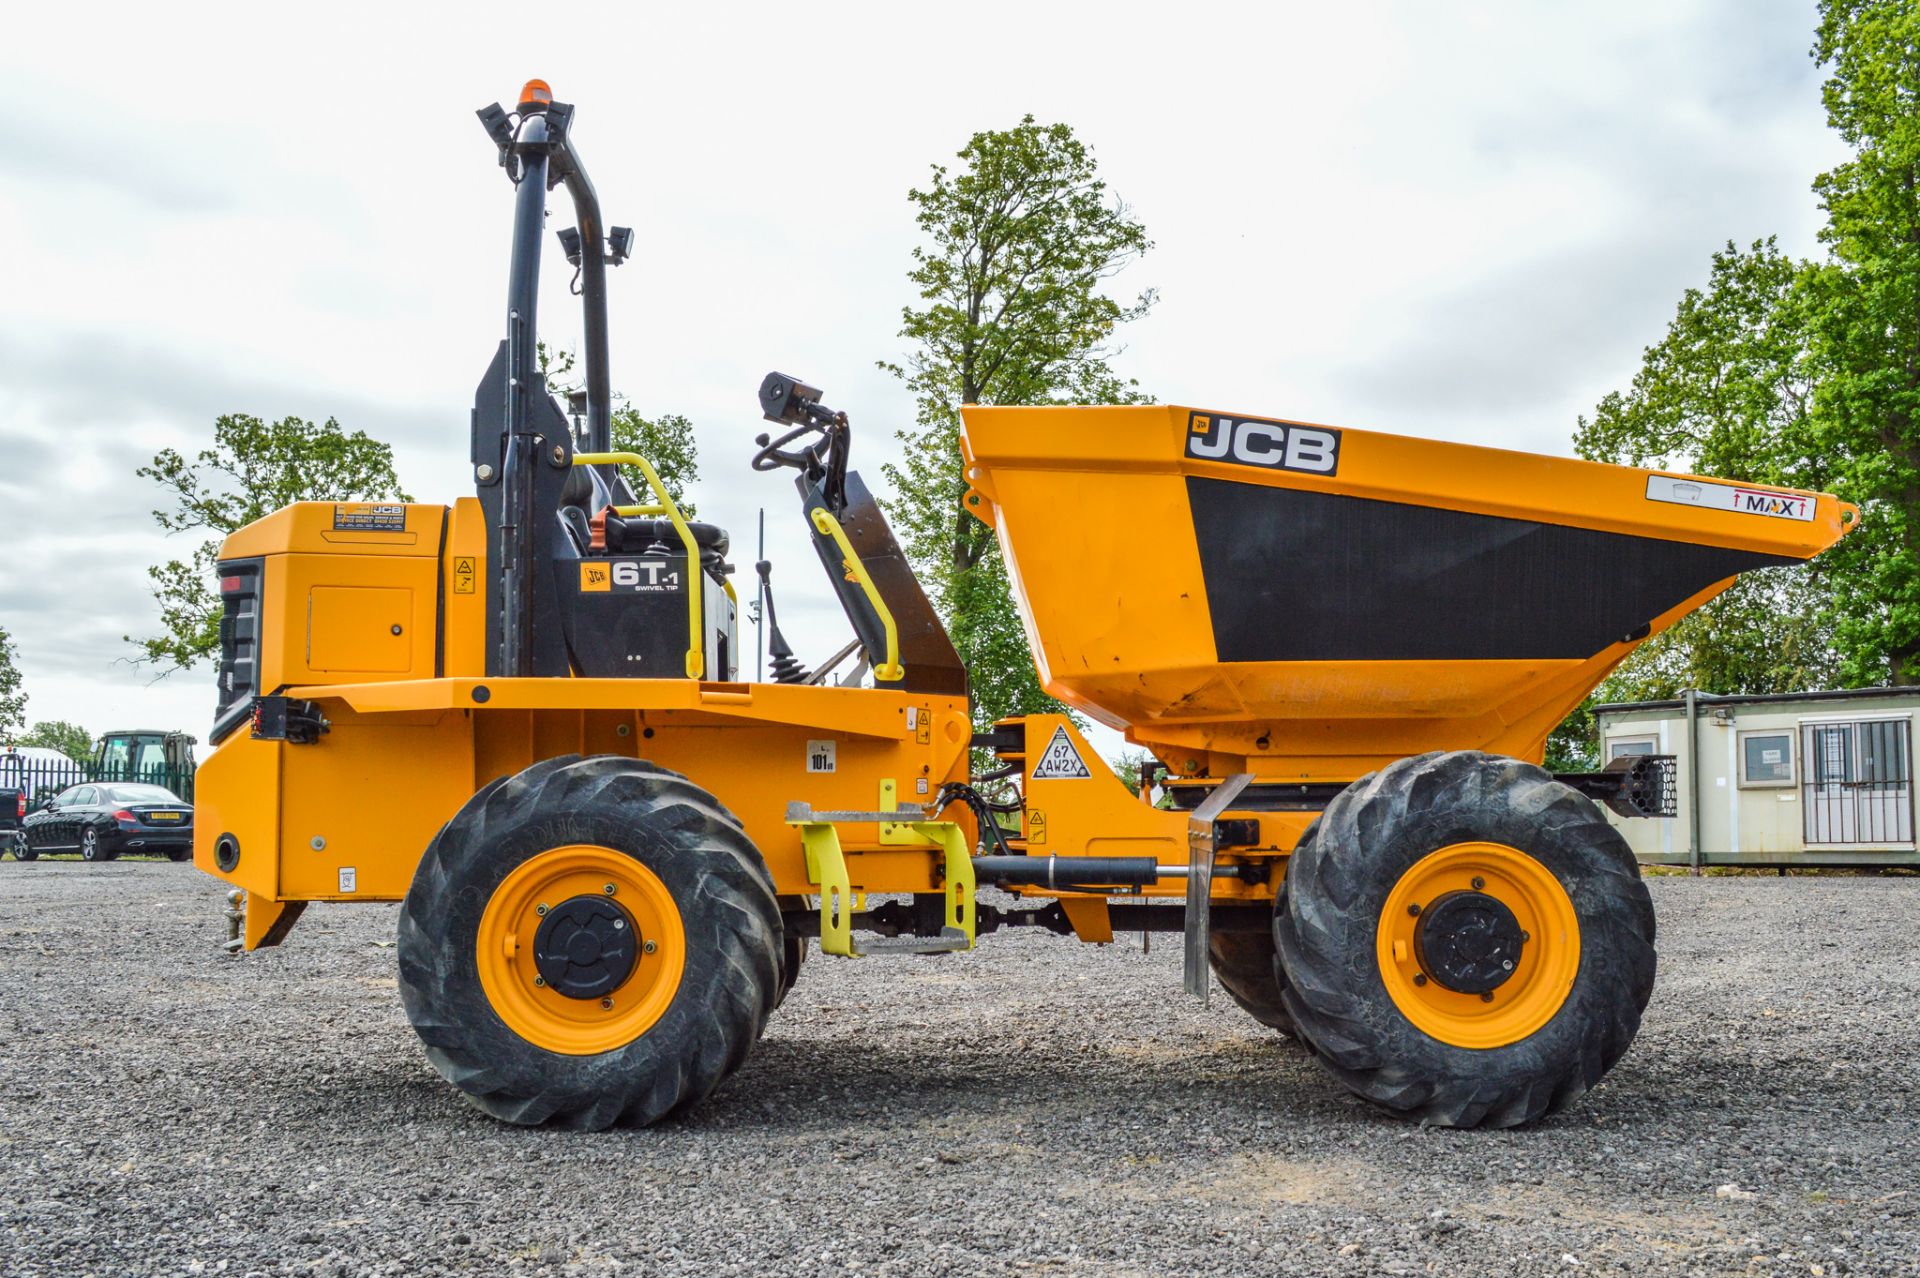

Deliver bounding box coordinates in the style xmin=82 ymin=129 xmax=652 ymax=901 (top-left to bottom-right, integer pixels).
xmin=533 ymin=896 xmax=638 ymax=999
xmin=1414 ymin=890 xmax=1525 ymax=993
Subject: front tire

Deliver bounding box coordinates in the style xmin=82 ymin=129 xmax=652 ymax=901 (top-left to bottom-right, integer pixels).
xmin=1276 ymin=750 xmax=1655 ymax=1129
xmin=398 ymin=755 xmax=781 ymax=1129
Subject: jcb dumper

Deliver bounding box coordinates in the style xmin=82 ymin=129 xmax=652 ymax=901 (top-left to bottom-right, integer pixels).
xmin=193 ymin=83 xmax=1856 ymax=1130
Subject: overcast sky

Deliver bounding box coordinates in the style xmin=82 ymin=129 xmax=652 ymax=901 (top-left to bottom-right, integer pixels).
xmin=0 ymin=0 xmax=1844 ymax=758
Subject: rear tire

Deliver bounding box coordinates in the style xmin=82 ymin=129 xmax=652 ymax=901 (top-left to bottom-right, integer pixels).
xmin=11 ymin=834 xmax=33 ymax=862
xmin=774 ymin=896 xmax=808 ymax=1009
xmin=398 ymin=755 xmax=782 ymax=1129
xmin=80 ymin=829 xmax=114 ymax=862
xmin=166 ymin=849 xmax=191 ymax=862
xmin=1276 ymin=750 xmax=1655 ymax=1129
xmin=1207 ymin=929 xmax=1294 ymax=1035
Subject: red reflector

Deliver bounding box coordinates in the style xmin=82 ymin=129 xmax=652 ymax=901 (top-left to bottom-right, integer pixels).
xmin=219 ymin=576 xmax=248 ymax=594
xmin=14 ymin=795 xmax=22 ymax=818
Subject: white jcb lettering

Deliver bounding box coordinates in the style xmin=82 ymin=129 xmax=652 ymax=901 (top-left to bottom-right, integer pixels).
xmin=1284 ymin=428 xmax=1339 ymax=473
xmin=1231 ymin=422 xmax=1287 ymax=464
xmin=1188 ymin=421 xmax=1230 ymax=458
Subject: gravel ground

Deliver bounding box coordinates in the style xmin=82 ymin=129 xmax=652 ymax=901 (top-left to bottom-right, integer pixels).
xmin=2 ymin=862 xmax=1918 ymax=1277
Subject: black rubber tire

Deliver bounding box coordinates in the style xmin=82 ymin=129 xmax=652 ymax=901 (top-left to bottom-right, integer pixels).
xmin=80 ymin=829 xmax=115 ymax=862
xmin=12 ymin=834 xmax=34 ymax=862
xmin=166 ymin=848 xmax=191 ymax=862
xmin=1208 ymin=928 xmax=1295 ymax=1035
xmin=1275 ymin=750 xmax=1656 ymax=1129
xmin=773 ymin=896 xmax=808 ymax=1009
xmin=397 ymin=755 xmax=782 ymax=1129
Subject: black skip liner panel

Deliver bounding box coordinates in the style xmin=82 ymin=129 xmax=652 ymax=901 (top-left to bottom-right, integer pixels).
xmin=1187 ymin=476 xmax=1791 ymax=662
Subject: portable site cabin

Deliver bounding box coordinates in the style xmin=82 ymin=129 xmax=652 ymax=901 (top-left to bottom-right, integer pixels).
xmin=1596 ymin=687 xmax=1920 ymax=868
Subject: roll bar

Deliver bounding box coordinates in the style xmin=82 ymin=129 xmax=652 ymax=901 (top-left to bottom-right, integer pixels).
xmin=476 ymin=82 xmax=633 ymax=675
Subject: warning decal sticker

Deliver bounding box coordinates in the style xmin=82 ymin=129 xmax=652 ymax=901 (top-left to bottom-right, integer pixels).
xmin=1031 ymin=726 xmax=1092 ymax=780
xmin=1645 ymin=475 xmax=1815 ymax=522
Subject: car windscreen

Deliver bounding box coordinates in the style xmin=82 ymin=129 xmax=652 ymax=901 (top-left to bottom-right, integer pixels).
xmin=107 ymin=785 xmax=182 ymax=804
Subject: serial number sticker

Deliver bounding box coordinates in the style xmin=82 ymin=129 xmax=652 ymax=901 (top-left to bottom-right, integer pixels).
xmin=332 ymin=503 xmax=408 ymax=532
xmin=1645 ymin=476 xmax=1815 ymax=522
xmin=453 ymin=556 xmax=477 ymax=594
xmin=806 ymin=740 xmax=837 ymax=774
xmin=338 ymin=867 xmax=357 ymax=893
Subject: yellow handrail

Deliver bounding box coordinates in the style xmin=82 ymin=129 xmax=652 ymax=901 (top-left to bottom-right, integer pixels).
xmin=574 ymin=451 xmax=705 ymax=680
xmin=809 ymin=507 xmax=904 ymax=682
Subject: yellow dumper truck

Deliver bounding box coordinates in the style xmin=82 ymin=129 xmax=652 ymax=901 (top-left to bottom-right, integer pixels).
xmin=194 ymin=84 xmax=1856 ymax=1129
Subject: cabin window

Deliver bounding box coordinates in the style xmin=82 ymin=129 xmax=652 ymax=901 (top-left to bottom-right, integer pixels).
xmin=1606 ymin=735 xmax=1658 ymax=760
xmin=1739 ymin=731 xmax=1795 ymax=788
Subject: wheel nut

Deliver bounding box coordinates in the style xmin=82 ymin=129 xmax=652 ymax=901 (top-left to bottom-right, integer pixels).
xmin=603 ymin=883 xmax=617 ymax=896
xmin=1413 ymin=974 xmax=1428 ymax=987
xmin=1481 ymin=992 xmax=1494 ymax=1003
xmin=535 ymin=903 xmax=549 ymax=916
xmin=533 ymin=975 xmax=546 ymax=987
xmin=1471 ymin=876 xmax=1486 ymax=890
xmin=599 ymin=997 xmax=614 ymax=1010
xmin=1407 ymin=902 xmax=1421 ymax=917
xmin=643 ymin=940 xmax=657 ymax=954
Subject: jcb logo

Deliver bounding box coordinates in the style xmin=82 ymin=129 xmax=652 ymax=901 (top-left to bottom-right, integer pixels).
xmin=1185 ymin=411 xmax=1340 ymax=475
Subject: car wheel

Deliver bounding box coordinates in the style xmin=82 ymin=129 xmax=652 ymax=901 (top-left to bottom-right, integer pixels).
xmin=167 ymin=848 xmax=192 ymax=862
xmin=12 ymin=833 xmax=34 ymax=862
xmin=80 ymin=828 xmax=116 ymax=862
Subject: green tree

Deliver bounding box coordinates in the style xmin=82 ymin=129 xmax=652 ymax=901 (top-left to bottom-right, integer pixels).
xmin=881 ymin=115 xmax=1155 ymax=726
xmin=610 ymin=408 xmax=698 ymax=514
xmin=1800 ymin=0 xmax=1920 ymax=684
xmin=18 ymin=720 xmax=94 ymax=762
xmin=135 ymin=414 xmax=412 ymax=671
xmin=0 ymin=626 xmax=24 ymax=737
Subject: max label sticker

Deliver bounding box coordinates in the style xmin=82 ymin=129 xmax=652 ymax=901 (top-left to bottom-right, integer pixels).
xmin=332 ymin=503 xmax=407 ymax=531
xmin=1031 ymin=726 xmax=1093 ymax=780
xmin=806 ymin=739 xmax=837 ymax=774
xmin=1645 ymin=475 xmax=1815 ymax=522
xmin=1185 ymin=411 xmax=1340 ymax=476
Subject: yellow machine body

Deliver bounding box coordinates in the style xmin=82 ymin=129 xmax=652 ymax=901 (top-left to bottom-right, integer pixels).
xmin=959 ymin=404 xmax=1858 ymax=780
xmin=194 ymin=499 xmax=977 ymax=945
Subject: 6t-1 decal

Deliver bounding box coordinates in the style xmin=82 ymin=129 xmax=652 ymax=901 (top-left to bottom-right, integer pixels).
xmin=1184 ymin=411 xmax=1341 ymax=476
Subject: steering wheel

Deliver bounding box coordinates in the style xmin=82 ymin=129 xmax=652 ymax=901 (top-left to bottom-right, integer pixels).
xmin=751 ymin=421 xmax=830 ymax=473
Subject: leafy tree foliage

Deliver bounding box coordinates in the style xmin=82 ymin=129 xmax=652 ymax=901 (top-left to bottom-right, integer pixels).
xmin=1801 ymin=0 xmax=1920 ymax=685
xmin=0 ymin=626 xmax=23 ymax=736
xmin=881 ymin=116 xmax=1155 ymax=727
xmin=135 ymin=415 xmax=412 ymax=671
xmin=1550 ymin=0 xmax=1920 ymax=761
xmin=611 ymin=408 xmax=699 ymax=515
xmin=18 ymin=720 xmax=95 ymax=762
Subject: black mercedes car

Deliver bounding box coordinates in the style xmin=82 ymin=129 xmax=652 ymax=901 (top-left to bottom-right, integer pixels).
xmin=13 ymin=783 xmax=194 ymax=862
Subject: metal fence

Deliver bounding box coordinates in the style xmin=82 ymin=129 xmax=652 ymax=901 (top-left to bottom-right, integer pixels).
xmin=0 ymin=756 xmax=195 ymax=810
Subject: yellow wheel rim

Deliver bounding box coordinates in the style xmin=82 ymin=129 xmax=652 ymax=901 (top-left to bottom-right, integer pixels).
xmin=476 ymin=844 xmax=686 ymax=1056
xmin=1376 ymin=841 xmax=1579 ymax=1050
